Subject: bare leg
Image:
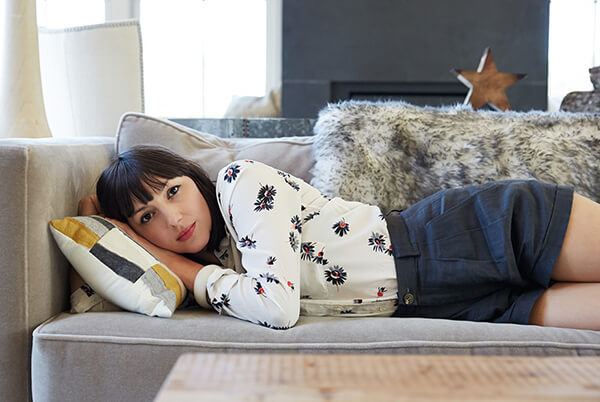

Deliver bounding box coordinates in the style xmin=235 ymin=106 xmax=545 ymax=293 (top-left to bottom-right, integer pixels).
xmin=529 ymin=193 xmax=600 ymax=329
xmin=529 ymin=283 xmax=600 ymax=330
xmin=551 ymin=193 xmax=600 ymax=282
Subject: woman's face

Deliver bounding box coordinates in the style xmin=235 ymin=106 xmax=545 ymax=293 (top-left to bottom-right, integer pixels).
xmin=127 ymin=175 xmax=212 ymax=254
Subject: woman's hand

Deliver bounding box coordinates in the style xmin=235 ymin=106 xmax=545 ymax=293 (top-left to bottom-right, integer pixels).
xmin=71 ymin=195 xmax=103 ymax=293
xmin=77 ymin=197 xmax=144 ymax=246
xmin=72 ymin=197 xmax=202 ymax=294
xmin=78 ymin=195 xmax=102 ymax=216
xmin=105 ymin=218 xmax=203 ymax=290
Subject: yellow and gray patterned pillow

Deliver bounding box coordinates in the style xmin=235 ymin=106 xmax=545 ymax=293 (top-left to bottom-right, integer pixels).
xmin=49 ymin=215 xmax=186 ymax=317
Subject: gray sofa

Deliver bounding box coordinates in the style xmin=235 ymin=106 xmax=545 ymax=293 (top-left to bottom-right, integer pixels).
xmin=3 ymin=111 xmax=600 ymax=402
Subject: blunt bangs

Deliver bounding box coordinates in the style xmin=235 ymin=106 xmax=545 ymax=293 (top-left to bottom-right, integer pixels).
xmin=98 ymin=150 xmax=183 ymax=221
xmin=96 ymin=145 xmax=226 ymax=252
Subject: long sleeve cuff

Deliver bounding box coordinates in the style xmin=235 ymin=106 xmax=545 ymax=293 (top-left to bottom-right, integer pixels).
xmin=193 ymin=264 xmax=220 ymax=309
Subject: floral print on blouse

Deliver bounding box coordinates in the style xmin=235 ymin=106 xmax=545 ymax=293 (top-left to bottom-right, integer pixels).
xmin=192 ymin=160 xmax=398 ymax=329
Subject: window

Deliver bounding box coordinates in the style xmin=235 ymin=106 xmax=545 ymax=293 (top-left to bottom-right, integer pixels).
xmin=139 ymin=0 xmax=266 ymax=118
xmin=548 ymin=0 xmax=600 ymax=111
xmin=37 ymin=1 xmax=591 ymax=114
xmin=36 ymin=0 xmax=270 ymax=118
xmin=36 ymin=0 xmax=104 ymax=28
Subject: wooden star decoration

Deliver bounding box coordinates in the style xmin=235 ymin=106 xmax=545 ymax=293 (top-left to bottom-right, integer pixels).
xmin=450 ymin=48 xmax=526 ymax=111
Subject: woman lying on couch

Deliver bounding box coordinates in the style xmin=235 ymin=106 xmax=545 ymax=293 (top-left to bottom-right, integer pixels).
xmin=74 ymin=145 xmax=600 ymax=330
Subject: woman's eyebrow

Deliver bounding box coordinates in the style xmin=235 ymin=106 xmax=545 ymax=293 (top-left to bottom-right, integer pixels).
xmin=133 ymin=204 xmax=147 ymax=215
xmin=132 ymin=180 xmax=169 ymax=216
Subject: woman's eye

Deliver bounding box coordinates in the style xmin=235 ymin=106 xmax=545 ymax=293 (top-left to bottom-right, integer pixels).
xmin=140 ymin=213 xmax=152 ymax=224
xmin=168 ymin=185 xmax=180 ymax=198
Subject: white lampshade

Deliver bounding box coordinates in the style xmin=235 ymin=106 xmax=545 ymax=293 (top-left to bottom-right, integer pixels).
xmin=38 ymin=20 xmax=144 ymax=137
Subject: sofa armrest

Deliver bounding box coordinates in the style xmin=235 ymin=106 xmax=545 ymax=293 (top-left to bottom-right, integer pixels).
xmin=0 ymin=137 xmax=114 ymax=402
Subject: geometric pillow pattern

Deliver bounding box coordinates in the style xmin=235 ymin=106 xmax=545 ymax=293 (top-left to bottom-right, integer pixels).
xmin=49 ymin=215 xmax=186 ymax=317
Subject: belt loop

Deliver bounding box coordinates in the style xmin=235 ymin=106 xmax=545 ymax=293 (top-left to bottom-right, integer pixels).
xmin=384 ymin=211 xmax=419 ymax=258
xmin=384 ymin=211 xmax=420 ymax=310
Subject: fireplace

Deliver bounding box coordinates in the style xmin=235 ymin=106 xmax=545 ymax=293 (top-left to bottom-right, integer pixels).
xmin=330 ymin=82 xmax=468 ymax=106
xmin=282 ymin=0 xmax=549 ymax=117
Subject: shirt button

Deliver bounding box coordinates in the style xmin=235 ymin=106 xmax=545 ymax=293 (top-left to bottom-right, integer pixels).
xmin=403 ymin=293 xmax=415 ymax=305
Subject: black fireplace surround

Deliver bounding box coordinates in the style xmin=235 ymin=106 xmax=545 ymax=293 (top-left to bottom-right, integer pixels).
xmin=282 ymin=0 xmax=549 ymax=117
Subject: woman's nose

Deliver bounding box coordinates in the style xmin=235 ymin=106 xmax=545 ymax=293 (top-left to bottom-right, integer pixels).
xmin=163 ymin=206 xmax=182 ymax=226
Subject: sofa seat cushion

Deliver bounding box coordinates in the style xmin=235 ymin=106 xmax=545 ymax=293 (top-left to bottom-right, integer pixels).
xmin=32 ymin=311 xmax=600 ymax=401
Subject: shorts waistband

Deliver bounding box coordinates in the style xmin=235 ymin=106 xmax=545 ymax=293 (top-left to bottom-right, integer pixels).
xmin=384 ymin=210 xmax=421 ymax=311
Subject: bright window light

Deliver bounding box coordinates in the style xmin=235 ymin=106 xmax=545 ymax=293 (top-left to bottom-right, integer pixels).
xmin=140 ymin=0 xmax=266 ymax=118
xmin=36 ymin=0 xmax=105 ymax=28
xmin=38 ymin=1 xmax=587 ymax=115
xmin=36 ymin=0 xmax=266 ymax=118
xmin=548 ymin=0 xmax=599 ymax=111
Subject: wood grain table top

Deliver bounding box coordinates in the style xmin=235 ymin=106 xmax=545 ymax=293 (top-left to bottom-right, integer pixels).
xmin=154 ymin=353 xmax=600 ymax=401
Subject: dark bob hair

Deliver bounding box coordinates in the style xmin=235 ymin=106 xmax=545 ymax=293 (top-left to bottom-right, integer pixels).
xmin=96 ymin=145 xmax=225 ymax=252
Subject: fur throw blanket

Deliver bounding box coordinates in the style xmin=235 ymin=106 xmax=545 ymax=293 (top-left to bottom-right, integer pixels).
xmin=311 ymin=100 xmax=600 ymax=212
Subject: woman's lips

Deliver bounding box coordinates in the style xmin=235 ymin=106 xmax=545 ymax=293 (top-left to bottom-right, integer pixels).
xmin=177 ymin=222 xmax=196 ymax=241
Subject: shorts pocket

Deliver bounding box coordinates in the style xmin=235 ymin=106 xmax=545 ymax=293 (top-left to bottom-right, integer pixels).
xmin=419 ymin=257 xmax=508 ymax=303
xmin=424 ymin=184 xmax=497 ymax=233
xmin=424 ymin=191 xmax=508 ymax=262
xmin=433 ymin=227 xmax=499 ymax=261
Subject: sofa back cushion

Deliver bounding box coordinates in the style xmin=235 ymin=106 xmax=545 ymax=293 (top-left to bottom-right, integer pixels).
xmin=312 ymin=100 xmax=600 ymax=212
xmin=115 ymin=113 xmax=315 ymax=183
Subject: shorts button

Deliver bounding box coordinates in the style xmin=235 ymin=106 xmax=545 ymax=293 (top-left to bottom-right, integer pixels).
xmin=403 ymin=293 xmax=415 ymax=305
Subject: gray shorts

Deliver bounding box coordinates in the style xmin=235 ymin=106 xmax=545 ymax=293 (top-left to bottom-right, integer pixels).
xmin=385 ymin=180 xmax=574 ymax=324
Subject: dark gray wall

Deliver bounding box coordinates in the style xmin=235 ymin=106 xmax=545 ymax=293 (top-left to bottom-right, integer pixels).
xmin=282 ymin=0 xmax=550 ymax=117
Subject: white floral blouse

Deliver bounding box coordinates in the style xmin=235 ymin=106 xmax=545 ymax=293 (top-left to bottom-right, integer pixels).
xmin=192 ymin=160 xmax=398 ymax=329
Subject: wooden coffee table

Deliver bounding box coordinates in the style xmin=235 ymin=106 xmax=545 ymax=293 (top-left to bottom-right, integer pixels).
xmin=154 ymin=353 xmax=600 ymax=401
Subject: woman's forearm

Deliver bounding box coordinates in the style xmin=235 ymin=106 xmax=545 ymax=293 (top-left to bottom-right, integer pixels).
xmin=157 ymin=249 xmax=203 ymax=291
xmin=136 ymin=236 xmax=203 ymax=290
xmin=104 ymin=217 xmax=204 ymax=291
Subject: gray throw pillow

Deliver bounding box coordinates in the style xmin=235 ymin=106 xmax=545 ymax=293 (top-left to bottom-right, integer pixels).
xmin=115 ymin=113 xmax=315 ymax=183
